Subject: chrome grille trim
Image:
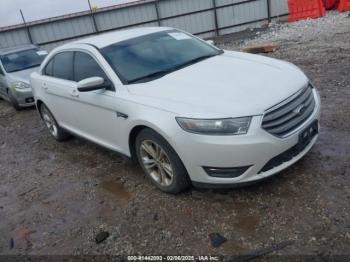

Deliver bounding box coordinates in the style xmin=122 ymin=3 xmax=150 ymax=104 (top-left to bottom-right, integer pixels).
xmin=262 ymin=85 xmax=316 ymax=138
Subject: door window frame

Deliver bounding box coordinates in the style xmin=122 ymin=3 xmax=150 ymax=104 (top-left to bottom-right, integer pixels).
xmin=42 ymin=50 xmax=75 ymax=84
xmin=41 ymin=49 xmax=115 ymax=92
xmin=73 ymin=50 xmax=115 ymax=91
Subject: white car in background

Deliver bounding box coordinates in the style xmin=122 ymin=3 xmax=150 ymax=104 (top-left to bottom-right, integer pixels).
xmin=30 ymin=27 xmax=321 ymax=193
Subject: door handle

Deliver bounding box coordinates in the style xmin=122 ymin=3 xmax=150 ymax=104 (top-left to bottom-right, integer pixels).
xmin=70 ymin=89 xmax=79 ymax=97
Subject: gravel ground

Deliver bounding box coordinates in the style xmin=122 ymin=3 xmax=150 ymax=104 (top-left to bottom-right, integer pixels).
xmin=0 ymin=11 xmax=350 ymax=260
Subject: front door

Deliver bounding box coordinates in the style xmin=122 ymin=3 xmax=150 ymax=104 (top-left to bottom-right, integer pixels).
xmin=68 ymin=51 xmax=124 ymax=152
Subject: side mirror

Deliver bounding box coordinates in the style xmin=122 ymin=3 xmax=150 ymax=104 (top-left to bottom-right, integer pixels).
xmin=77 ymin=77 xmax=105 ymax=92
xmin=206 ymin=40 xmax=215 ymax=45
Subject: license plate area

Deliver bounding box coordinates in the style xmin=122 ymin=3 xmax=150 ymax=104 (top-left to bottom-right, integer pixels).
xmin=298 ymin=120 xmax=319 ymax=149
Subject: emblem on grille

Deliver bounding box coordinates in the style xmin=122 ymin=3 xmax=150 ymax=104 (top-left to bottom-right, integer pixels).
xmin=293 ymin=104 xmax=306 ymax=116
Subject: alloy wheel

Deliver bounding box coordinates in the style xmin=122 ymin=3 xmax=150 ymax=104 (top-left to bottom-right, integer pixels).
xmin=42 ymin=108 xmax=58 ymax=137
xmin=140 ymin=140 xmax=174 ymax=187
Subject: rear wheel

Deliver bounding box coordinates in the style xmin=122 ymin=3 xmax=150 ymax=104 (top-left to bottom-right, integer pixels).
xmin=135 ymin=128 xmax=191 ymax=194
xmin=40 ymin=103 xmax=70 ymax=141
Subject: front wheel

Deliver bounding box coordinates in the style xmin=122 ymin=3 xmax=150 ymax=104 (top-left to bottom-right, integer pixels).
xmin=135 ymin=128 xmax=191 ymax=194
xmin=40 ymin=103 xmax=70 ymax=141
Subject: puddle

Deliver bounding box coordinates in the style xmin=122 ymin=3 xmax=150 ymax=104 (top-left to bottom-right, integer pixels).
xmin=235 ymin=215 xmax=260 ymax=233
xmin=12 ymin=226 xmax=33 ymax=249
xmin=101 ymin=180 xmax=132 ymax=201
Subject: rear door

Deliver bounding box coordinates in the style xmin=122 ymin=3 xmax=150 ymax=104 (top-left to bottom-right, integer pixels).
xmin=40 ymin=51 xmax=79 ymax=132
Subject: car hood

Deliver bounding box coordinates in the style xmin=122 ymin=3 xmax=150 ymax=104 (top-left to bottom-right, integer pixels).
xmin=127 ymin=50 xmax=309 ymax=118
xmin=7 ymin=67 xmax=40 ymax=84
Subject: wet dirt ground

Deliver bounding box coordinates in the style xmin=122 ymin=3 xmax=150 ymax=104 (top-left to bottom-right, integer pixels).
xmin=1 ymin=15 xmax=350 ymax=260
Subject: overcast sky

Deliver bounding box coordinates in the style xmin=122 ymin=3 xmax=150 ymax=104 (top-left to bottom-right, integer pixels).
xmin=0 ymin=0 xmax=134 ymax=27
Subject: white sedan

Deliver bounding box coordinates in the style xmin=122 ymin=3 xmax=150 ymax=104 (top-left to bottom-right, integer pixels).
xmin=31 ymin=27 xmax=321 ymax=193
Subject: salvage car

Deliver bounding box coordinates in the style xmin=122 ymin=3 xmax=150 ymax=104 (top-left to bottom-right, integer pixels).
xmin=0 ymin=45 xmax=47 ymax=110
xmin=30 ymin=27 xmax=321 ymax=193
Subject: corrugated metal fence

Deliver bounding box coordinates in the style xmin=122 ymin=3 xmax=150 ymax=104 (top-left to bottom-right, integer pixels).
xmin=0 ymin=0 xmax=288 ymax=51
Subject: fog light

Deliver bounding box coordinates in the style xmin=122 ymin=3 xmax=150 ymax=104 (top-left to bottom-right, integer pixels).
xmin=25 ymin=97 xmax=34 ymax=103
xmin=203 ymin=166 xmax=251 ymax=178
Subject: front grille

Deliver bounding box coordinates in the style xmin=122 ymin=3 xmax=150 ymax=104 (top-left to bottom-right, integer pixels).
xmin=258 ymin=120 xmax=318 ymax=173
xmin=262 ymin=85 xmax=316 ymax=137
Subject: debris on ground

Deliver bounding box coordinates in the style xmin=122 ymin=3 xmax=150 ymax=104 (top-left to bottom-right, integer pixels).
xmin=245 ymin=11 xmax=350 ymax=46
xmin=209 ymin=233 xmax=227 ymax=248
xmin=17 ymin=187 xmax=37 ymax=197
xmin=95 ymin=231 xmax=110 ymax=244
xmin=9 ymin=238 xmax=14 ymax=249
xmin=218 ymin=11 xmax=350 ymax=50
xmin=234 ymin=240 xmax=294 ymax=262
xmin=241 ymin=43 xmax=279 ymax=54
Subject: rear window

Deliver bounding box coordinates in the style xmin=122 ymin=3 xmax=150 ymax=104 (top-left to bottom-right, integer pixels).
xmin=0 ymin=48 xmax=47 ymax=73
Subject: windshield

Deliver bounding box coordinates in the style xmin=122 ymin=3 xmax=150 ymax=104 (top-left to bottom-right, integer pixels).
xmin=101 ymin=30 xmax=222 ymax=84
xmin=0 ymin=48 xmax=47 ymax=73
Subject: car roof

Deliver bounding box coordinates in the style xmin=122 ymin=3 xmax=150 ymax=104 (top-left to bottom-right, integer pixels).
xmin=0 ymin=44 xmax=39 ymax=55
xmin=69 ymin=27 xmax=173 ymax=49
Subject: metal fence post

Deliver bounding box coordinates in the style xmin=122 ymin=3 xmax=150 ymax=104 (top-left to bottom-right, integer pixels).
xmin=20 ymin=9 xmax=33 ymax=44
xmin=87 ymin=0 xmax=99 ymax=33
xmin=267 ymin=0 xmax=271 ymax=23
xmin=212 ymin=0 xmax=219 ymax=36
xmin=154 ymin=0 xmax=161 ymax=26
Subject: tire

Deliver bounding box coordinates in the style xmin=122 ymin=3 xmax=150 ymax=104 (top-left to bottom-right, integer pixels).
xmin=40 ymin=103 xmax=70 ymax=141
xmin=135 ymin=128 xmax=191 ymax=194
xmin=8 ymin=89 xmax=22 ymax=111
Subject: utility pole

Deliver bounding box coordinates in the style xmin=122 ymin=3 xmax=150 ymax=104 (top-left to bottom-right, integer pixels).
xmin=154 ymin=0 xmax=161 ymax=26
xmin=20 ymin=9 xmax=33 ymax=44
xmin=212 ymin=0 xmax=219 ymax=36
xmin=267 ymin=0 xmax=271 ymax=23
xmin=87 ymin=0 xmax=99 ymax=33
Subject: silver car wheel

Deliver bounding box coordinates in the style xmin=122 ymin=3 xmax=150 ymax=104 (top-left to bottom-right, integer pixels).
xmin=140 ymin=140 xmax=174 ymax=187
xmin=42 ymin=108 xmax=58 ymax=138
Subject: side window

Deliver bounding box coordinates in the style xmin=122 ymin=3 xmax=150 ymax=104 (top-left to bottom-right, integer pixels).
xmin=53 ymin=52 xmax=74 ymax=80
xmin=74 ymin=52 xmax=113 ymax=90
xmin=44 ymin=59 xmax=54 ymax=76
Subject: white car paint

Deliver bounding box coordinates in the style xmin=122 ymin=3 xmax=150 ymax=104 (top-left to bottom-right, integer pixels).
xmin=30 ymin=27 xmax=321 ymax=187
xmin=127 ymin=51 xmax=309 ymax=118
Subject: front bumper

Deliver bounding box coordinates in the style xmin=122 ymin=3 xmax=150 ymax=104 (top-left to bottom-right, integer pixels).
xmin=11 ymin=87 xmax=35 ymax=107
xmin=172 ymin=89 xmax=321 ymax=187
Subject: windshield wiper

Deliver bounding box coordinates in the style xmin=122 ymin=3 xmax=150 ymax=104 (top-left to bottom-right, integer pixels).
xmin=127 ymin=68 xmax=175 ymax=84
xmin=127 ymin=53 xmax=221 ymax=84
xmin=7 ymin=64 xmax=41 ymax=73
xmin=175 ymin=54 xmax=218 ymax=70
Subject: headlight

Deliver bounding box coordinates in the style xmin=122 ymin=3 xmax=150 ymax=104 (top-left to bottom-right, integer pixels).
xmin=176 ymin=117 xmax=252 ymax=135
xmin=12 ymin=81 xmax=30 ymax=89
